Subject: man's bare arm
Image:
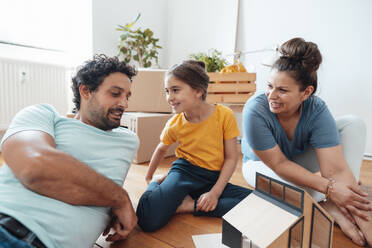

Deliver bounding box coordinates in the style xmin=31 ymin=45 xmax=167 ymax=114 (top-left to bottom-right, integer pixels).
xmin=2 ymin=130 xmax=130 ymax=207
xmin=2 ymin=130 xmax=138 ymax=239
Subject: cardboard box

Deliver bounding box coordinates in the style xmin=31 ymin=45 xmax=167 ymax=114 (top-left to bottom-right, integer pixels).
xmin=121 ymin=112 xmax=177 ymax=164
xmin=126 ymin=69 xmax=172 ymax=113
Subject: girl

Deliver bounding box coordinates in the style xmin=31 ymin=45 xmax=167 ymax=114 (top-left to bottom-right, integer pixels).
xmin=241 ymin=37 xmax=372 ymax=246
xmin=136 ymin=60 xmax=252 ymax=232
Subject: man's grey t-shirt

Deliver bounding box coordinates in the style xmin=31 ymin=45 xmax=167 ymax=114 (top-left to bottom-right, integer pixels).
xmin=241 ymin=93 xmax=339 ymax=162
xmin=0 ymin=104 xmax=139 ymax=248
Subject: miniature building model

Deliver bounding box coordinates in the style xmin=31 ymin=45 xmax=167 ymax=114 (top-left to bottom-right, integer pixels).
xmin=222 ymin=173 xmax=334 ymax=248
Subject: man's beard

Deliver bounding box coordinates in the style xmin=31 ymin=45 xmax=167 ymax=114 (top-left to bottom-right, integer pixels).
xmin=87 ymin=97 xmax=123 ymax=131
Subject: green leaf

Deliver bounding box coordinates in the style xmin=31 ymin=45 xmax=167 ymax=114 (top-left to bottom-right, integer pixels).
xmin=120 ymin=34 xmax=128 ymax=40
xmin=133 ymin=13 xmax=141 ymax=24
xmin=188 ymin=49 xmax=226 ymax=72
xmin=120 ymin=47 xmax=128 ymax=54
xmin=115 ymin=13 xmax=161 ymax=68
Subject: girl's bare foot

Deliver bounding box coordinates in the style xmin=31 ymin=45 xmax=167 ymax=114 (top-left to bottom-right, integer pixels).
xmin=176 ymin=195 xmax=194 ymax=214
xmin=320 ymin=201 xmax=366 ymax=246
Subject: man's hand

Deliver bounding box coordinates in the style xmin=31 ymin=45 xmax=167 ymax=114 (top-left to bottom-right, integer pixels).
xmin=196 ymin=191 xmax=220 ymax=212
xmin=103 ymin=201 xmax=138 ymax=242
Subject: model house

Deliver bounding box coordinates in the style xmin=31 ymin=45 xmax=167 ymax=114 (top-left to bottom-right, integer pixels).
xmin=222 ymin=173 xmax=334 ymax=248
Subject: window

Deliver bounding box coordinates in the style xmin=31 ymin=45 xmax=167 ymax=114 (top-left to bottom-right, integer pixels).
xmin=284 ymin=186 xmax=302 ymax=210
xmin=288 ymin=217 xmax=304 ymax=248
xmin=256 ymin=173 xmax=304 ymax=213
xmin=0 ymin=0 xmax=91 ymax=65
xmin=310 ymin=204 xmax=332 ymax=248
xmin=271 ymin=180 xmax=284 ymax=200
xmin=256 ymin=174 xmax=270 ymax=193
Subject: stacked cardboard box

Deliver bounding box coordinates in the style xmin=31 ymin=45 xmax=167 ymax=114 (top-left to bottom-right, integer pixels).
xmin=121 ymin=69 xmax=176 ymax=164
xmin=121 ymin=112 xmax=177 ymax=164
xmin=123 ymin=70 xmax=257 ymax=163
xmin=126 ymin=69 xmax=170 ymax=113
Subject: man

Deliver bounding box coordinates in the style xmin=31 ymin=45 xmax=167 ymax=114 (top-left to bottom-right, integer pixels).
xmin=0 ymin=55 xmax=139 ymax=248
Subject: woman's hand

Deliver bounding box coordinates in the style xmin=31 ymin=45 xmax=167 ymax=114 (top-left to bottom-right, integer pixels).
xmin=330 ymin=181 xmax=372 ymax=220
xmin=196 ymin=191 xmax=220 ymax=212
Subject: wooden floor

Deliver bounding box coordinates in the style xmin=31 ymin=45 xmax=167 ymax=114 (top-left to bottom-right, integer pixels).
xmin=95 ymin=157 xmax=372 ymax=248
xmin=1 ymin=154 xmax=371 ymax=248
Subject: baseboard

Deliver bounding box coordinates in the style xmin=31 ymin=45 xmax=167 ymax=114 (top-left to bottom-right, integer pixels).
xmin=364 ymin=153 xmax=372 ymax=161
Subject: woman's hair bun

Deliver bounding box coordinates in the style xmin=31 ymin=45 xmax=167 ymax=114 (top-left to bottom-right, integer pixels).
xmin=183 ymin=60 xmax=206 ymax=71
xmin=279 ymin=37 xmax=322 ymax=72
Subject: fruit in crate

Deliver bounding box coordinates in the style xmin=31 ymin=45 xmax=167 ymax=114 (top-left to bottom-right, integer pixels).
xmin=217 ymin=61 xmax=248 ymax=83
xmin=220 ymin=61 xmax=247 ymax=73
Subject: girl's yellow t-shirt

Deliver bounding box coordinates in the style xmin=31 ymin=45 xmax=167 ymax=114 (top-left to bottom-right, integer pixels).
xmin=160 ymin=104 xmax=239 ymax=171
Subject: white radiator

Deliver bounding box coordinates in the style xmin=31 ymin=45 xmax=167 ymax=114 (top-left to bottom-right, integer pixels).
xmin=0 ymin=58 xmax=70 ymax=129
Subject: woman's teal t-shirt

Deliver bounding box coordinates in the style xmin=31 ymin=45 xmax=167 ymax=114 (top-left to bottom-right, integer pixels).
xmin=241 ymin=93 xmax=340 ymax=162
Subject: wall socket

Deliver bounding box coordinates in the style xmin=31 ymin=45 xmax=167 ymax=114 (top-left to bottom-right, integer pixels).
xmin=19 ymin=69 xmax=27 ymax=83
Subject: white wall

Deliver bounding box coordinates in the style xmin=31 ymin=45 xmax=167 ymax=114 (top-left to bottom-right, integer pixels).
xmin=166 ymin=0 xmax=238 ymax=67
xmin=237 ymin=0 xmax=372 ymax=155
xmin=92 ymin=0 xmax=372 ymax=155
xmin=92 ymin=0 xmax=238 ymax=69
xmin=92 ymin=0 xmax=169 ymax=68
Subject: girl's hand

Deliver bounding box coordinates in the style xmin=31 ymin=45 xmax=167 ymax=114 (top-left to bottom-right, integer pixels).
xmin=330 ymin=181 xmax=372 ymax=220
xmin=146 ymin=174 xmax=167 ymax=185
xmin=196 ymin=191 xmax=219 ymax=212
xmin=145 ymin=175 xmax=152 ymax=185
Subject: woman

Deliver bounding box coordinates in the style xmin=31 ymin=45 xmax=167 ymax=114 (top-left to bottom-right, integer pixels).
xmin=241 ymin=37 xmax=371 ymax=246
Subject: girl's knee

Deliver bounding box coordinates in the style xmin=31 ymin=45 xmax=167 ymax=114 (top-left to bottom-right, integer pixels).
xmin=136 ymin=195 xmax=173 ymax=232
xmin=137 ymin=217 xmax=165 ymax=232
xmin=136 ymin=203 xmax=166 ymax=232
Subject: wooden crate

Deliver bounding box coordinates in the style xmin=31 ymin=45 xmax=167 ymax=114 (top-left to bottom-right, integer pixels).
xmin=206 ymin=72 xmax=256 ymax=104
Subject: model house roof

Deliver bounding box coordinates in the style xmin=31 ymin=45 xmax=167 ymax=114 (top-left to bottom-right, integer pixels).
xmin=223 ymin=192 xmax=299 ymax=248
xmin=222 ymin=173 xmax=334 ymax=248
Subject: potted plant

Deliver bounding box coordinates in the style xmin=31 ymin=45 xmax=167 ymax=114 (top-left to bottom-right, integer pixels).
xmin=116 ymin=14 xmax=162 ymax=68
xmin=189 ymin=49 xmax=227 ymax=72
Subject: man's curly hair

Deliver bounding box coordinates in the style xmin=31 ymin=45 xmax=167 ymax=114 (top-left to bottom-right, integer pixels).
xmin=71 ymin=54 xmax=137 ymax=113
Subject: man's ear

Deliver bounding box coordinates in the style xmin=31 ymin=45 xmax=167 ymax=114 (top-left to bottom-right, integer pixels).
xmin=301 ymin=85 xmax=314 ymax=101
xmin=79 ymin=85 xmax=91 ymax=100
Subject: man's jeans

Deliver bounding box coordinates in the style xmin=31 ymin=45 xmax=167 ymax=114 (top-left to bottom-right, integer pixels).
xmin=0 ymin=226 xmax=32 ymax=248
